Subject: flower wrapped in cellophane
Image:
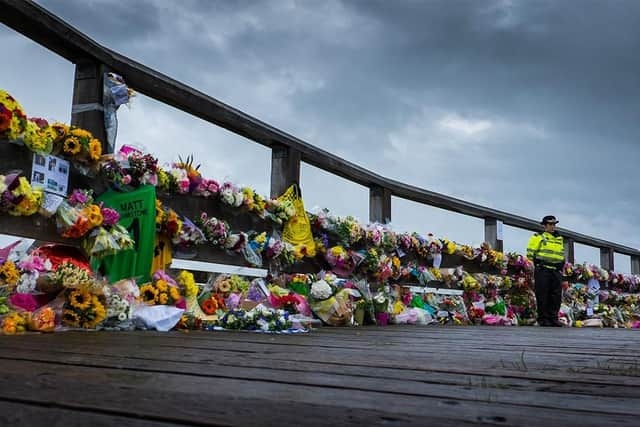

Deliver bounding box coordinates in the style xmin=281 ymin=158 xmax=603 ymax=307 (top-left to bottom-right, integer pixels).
xmin=101 ymin=146 xmax=158 ymax=191
xmin=171 ymin=216 xmax=205 ymax=258
xmin=196 ymin=212 xmax=229 ymax=248
xmin=62 ymin=286 xmax=106 ymax=329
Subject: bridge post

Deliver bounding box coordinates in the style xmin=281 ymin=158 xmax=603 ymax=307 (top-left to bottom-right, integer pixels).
xmin=484 ymin=218 xmax=503 ymax=252
xmin=270 ymin=144 xmax=301 ymax=198
xmin=631 ymin=255 xmax=640 ymax=275
xmin=600 ymin=247 xmax=615 ymax=271
xmin=563 ymin=238 xmax=575 ymax=264
xmin=71 ymin=60 xmax=109 ymax=153
xmin=369 ymin=185 xmax=391 ymax=224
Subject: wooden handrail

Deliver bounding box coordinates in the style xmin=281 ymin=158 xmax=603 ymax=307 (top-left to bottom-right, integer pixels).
xmin=1 ymin=0 xmax=639 ymax=259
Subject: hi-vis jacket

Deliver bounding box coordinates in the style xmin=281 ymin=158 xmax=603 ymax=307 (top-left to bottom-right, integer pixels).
xmin=526 ymin=231 xmax=565 ymax=269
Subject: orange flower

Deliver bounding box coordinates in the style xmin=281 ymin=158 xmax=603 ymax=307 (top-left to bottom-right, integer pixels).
xmin=201 ymin=298 xmax=218 ymax=315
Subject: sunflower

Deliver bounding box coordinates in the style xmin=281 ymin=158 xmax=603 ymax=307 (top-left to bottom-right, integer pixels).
xmin=89 ymin=138 xmax=102 ymax=160
xmin=201 ymin=298 xmax=217 ymax=315
xmin=63 ymin=136 xmax=82 ymax=155
xmin=83 ymin=204 xmax=103 ymax=227
xmin=69 ymin=289 xmax=92 ymax=310
xmin=70 ymin=128 xmax=92 ymax=139
xmin=158 ymin=292 xmax=169 ymax=305
xmin=140 ymin=283 xmax=158 ymax=304
xmin=62 ymin=309 xmax=80 ymax=327
xmin=0 ymin=261 xmax=20 ymax=285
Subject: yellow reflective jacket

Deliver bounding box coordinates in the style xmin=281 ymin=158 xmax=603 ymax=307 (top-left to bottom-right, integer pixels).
xmin=527 ymin=231 xmax=565 ymax=268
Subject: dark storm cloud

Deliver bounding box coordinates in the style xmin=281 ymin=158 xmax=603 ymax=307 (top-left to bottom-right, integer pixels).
xmin=2 ymin=0 xmax=639 ymax=261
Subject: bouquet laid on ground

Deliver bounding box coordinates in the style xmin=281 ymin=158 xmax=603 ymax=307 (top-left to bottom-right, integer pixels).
xmin=139 ymin=271 xmax=183 ymax=306
xmin=62 ymin=286 xmax=106 ymax=329
xmin=218 ymin=306 xmax=292 ymax=332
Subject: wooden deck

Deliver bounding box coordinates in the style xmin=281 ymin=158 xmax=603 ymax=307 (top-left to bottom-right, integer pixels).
xmin=0 ymin=326 xmax=638 ymax=426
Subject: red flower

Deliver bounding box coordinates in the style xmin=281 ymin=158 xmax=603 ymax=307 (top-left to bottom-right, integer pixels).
xmin=0 ymin=105 xmax=11 ymax=132
xmin=201 ymin=299 xmax=217 ymax=315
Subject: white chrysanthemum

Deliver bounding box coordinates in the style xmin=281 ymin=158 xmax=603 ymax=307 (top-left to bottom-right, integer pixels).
xmin=310 ymin=280 xmax=332 ymax=300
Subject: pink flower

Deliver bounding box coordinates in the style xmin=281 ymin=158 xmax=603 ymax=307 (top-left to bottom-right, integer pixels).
xmin=122 ymin=175 xmax=132 ymax=185
xmin=101 ymin=207 xmax=120 ymax=226
xmin=68 ymin=190 xmax=88 ymax=206
xmin=9 ymin=293 xmax=38 ymax=312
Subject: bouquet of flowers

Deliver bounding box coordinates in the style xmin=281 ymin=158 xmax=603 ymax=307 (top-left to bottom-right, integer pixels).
xmin=53 ymin=124 xmax=102 ymax=165
xmin=155 ymin=200 xmax=182 ymax=240
xmin=264 ymin=197 xmax=295 ymax=224
xmin=0 ymin=172 xmax=43 ymax=216
xmin=0 ymin=260 xmax=20 ymax=289
xmin=168 ymin=155 xmax=202 ymax=194
xmin=196 ymin=212 xmax=229 ymax=248
xmin=22 ymin=117 xmax=58 ymax=154
xmin=0 ymin=90 xmax=28 ymax=141
xmin=171 ymin=216 xmax=205 ymax=258
xmin=218 ymin=307 xmax=293 ymax=332
xmin=62 ymin=286 xmax=106 ymax=329
xmin=82 ymin=206 xmax=134 ymax=258
xmin=52 ymin=261 xmax=93 ymax=288
xmin=219 ymin=181 xmax=245 ymax=208
xmin=56 ymin=190 xmax=104 ymax=238
xmin=192 ymin=178 xmax=220 ymax=198
xmin=139 ymin=271 xmax=183 ymax=306
xmin=101 ymin=146 xmax=158 ymax=190
xmin=1 ymin=311 xmax=29 ymax=335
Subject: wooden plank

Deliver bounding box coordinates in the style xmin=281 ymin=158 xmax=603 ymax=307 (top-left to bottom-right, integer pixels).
xmin=71 ymin=60 xmax=108 ymax=153
xmin=600 ymin=247 xmax=615 ymax=271
xmin=484 ymin=218 xmax=503 ymax=252
xmin=564 ymin=238 xmax=575 ymax=264
xmin=0 ymin=400 xmax=186 ymax=427
xmin=0 ymin=0 xmax=637 ymax=257
xmin=632 ymin=255 xmax=640 ymax=275
xmin=270 ymin=145 xmax=300 ymax=199
xmin=1 ymin=348 xmax=638 ymax=417
xmin=369 ymin=185 xmax=391 ymax=224
xmin=0 ymin=359 xmax=636 ymax=426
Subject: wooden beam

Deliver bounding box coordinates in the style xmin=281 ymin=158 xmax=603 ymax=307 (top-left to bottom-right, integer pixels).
xmin=71 ymin=60 xmax=109 ymax=153
xmin=631 ymin=255 xmax=640 ymax=275
xmin=270 ymin=145 xmax=300 ymax=199
xmin=563 ymin=238 xmax=575 ymax=264
xmin=600 ymin=247 xmax=615 ymax=271
xmin=484 ymin=218 xmax=503 ymax=252
xmin=369 ymin=186 xmax=391 ymax=224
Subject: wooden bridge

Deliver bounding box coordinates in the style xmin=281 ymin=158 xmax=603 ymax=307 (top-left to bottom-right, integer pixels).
xmin=1 ymin=0 xmax=639 ymax=273
xmin=1 ymin=2 xmax=640 ymax=426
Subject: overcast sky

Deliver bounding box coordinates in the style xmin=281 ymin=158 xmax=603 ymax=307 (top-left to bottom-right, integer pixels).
xmin=1 ymin=0 xmax=639 ymax=271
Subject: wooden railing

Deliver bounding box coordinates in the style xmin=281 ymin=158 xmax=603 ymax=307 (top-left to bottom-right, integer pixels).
xmin=1 ymin=0 xmax=639 ymax=273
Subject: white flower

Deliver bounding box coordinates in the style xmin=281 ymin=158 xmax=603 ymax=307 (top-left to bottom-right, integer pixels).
xmin=310 ymin=280 xmax=332 ymax=300
xmin=16 ymin=272 xmax=37 ymax=294
xmin=221 ymin=189 xmax=235 ymax=206
xmin=117 ymin=312 xmax=127 ymax=321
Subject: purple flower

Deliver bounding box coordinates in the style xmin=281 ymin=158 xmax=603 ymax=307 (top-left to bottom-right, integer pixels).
xmin=101 ymin=207 xmax=120 ymax=225
xmin=69 ymin=189 xmax=88 ymax=206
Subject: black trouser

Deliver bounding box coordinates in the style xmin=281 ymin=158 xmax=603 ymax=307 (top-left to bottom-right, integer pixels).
xmin=534 ymin=266 xmax=562 ymax=324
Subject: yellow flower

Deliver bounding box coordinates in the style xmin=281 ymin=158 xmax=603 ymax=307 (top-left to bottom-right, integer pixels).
xmin=83 ymin=204 xmax=103 ymax=227
xmin=140 ymin=283 xmax=158 ymax=304
xmin=158 ymin=293 xmax=169 ymax=305
xmin=70 ymin=128 xmax=92 ymax=139
xmin=89 ymin=138 xmax=102 ymax=160
xmin=177 ymin=270 xmax=198 ymax=297
xmin=169 ymin=286 xmax=181 ymax=301
xmin=0 ymin=261 xmax=20 ymax=285
xmin=63 ymin=136 xmax=82 ymax=155
xmin=156 ymin=279 xmax=168 ymax=292
xmin=69 ymin=289 xmax=92 ymax=310
xmin=217 ymin=279 xmax=231 ymax=293
xmin=62 ymin=309 xmax=80 ymax=327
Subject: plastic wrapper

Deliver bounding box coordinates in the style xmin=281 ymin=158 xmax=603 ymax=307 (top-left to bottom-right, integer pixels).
xmin=82 ymin=226 xmax=120 ymax=258
xmin=310 ymin=289 xmax=353 ymax=326
xmin=28 ymin=305 xmax=56 ymax=332
xmin=132 ymin=304 xmax=184 ymax=331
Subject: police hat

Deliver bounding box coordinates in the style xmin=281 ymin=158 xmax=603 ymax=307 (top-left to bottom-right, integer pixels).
xmin=541 ymin=215 xmax=559 ymax=225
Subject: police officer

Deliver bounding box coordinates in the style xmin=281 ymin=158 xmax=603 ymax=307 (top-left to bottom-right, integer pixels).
xmin=527 ymin=215 xmax=565 ymax=327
